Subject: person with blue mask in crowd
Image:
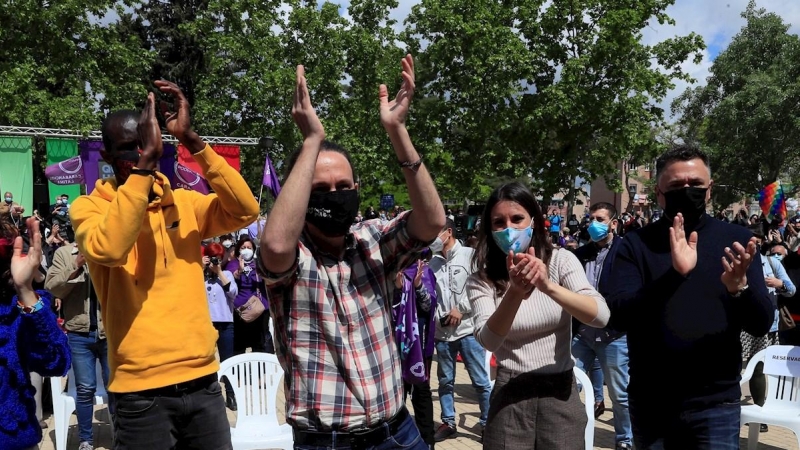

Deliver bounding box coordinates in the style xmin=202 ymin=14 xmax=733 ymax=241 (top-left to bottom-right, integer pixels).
xmin=571 ymin=202 xmax=632 ymax=450
xmin=466 ymin=182 xmax=609 ymax=449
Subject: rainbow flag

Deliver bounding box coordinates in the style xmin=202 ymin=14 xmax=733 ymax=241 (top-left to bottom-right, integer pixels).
xmin=759 ymin=181 xmax=788 ymax=220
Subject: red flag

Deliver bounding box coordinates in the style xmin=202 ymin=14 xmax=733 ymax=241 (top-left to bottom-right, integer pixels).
xmin=177 ymin=144 xmax=241 ymax=175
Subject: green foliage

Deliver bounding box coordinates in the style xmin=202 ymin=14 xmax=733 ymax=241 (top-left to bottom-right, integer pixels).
xmin=674 ymin=1 xmax=800 ymax=208
xmin=0 ymin=0 xmax=704 ymax=206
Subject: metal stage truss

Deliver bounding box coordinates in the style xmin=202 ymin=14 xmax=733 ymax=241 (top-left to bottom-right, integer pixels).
xmin=0 ymin=125 xmax=260 ymax=146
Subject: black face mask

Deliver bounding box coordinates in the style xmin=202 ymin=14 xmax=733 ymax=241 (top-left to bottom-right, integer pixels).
xmin=111 ymin=150 xmax=141 ymax=182
xmin=306 ymin=189 xmax=360 ymax=237
xmin=663 ymin=187 xmax=708 ymax=226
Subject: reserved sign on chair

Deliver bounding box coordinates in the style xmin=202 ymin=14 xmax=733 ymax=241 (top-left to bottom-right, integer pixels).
xmin=763 ymin=345 xmax=800 ymax=377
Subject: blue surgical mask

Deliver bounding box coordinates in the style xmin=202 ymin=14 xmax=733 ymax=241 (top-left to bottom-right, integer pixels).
xmin=588 ymin=220 xmax=611 ymax=242
xmin=772 ymin=254 xmax=785 ymax=262
xmin=492 ymin=222 xmax=533 ymax=255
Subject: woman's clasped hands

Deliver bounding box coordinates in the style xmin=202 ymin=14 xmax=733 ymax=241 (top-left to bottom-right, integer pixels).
xmin=506 ymin=247 xmax=550 ymax=296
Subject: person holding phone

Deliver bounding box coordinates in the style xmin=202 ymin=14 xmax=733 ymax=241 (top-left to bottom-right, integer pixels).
xmin=429 ymin=218 xmax=492 ymax=442
xmin=202 ymin=243 xmax=237 ymax=410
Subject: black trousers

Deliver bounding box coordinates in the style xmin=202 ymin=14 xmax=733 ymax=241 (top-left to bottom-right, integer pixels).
xmin=404 ymin=357 xmax=434 ymax=446
xmin=110 ymin=375 xmax=232 ymax=450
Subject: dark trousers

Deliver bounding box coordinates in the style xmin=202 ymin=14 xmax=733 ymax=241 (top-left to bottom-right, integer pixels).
xmin=233 ymin=312 xmax=274 ymax=354
xmin=110 ymin=375 xmax=232 ymax=450
xmin=213 ymin=322 xmax=235 ymax=397
xmin=630 ymin=398 xmax=740 ymax=450
xmin=404 ymin=381 xmax=434 ymax=446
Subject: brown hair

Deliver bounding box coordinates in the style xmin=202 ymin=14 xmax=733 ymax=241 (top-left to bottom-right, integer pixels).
xmin=473 ymin=182 xmax=551 ymax=294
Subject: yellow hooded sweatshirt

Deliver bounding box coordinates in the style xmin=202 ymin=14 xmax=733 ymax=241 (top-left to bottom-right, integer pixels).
xmin=70 ymin=144 xmax=259 ymax=392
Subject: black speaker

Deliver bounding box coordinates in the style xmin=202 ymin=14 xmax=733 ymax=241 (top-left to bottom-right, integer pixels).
xmin=33 ymin=183 xmax=50 ymax=216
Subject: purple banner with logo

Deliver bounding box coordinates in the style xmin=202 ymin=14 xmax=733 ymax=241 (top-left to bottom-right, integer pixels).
xmin=174 ymin=162 xmax=210 ymax=194
xmin=45 ymin=155 xmax=85 ymax=185
xmin=79 ymin=141 xmax=177 ymax=194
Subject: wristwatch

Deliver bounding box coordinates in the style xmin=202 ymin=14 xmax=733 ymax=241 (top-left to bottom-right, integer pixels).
xmin=129 ymin=167 xmax=156 ymax=177
xmin=730 ymin=285 xmax=750 ymax=298
xmin=17 ymin=295 xmax=44 ymax=314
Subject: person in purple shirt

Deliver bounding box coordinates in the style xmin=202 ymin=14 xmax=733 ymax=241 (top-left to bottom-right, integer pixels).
xmin=227 ymin=236 xmax=274 ymax=356
xmin=203 ymin=243 xmax=238 ymax=411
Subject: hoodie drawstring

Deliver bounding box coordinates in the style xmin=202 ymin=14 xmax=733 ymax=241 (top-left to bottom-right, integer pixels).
xmin=158 ymin=210 xmax=168 ymax=268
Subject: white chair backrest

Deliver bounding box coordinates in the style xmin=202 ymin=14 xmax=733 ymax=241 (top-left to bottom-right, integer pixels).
xmin=51 ymin=360 xmax=108 ymax=405
xmin=219 ymin=353 xmax=284 ymax=428
xmin=572 ymin=366 xmax=595 ymax=450
xmin=746 ymin=345 xmax=800 ymax=410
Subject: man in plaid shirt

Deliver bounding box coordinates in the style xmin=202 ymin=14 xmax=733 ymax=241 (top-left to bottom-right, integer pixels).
xmin=258 ymin=55 xmax=445 ymax=450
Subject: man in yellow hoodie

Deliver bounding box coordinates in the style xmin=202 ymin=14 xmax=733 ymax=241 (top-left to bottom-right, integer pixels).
xmin=71 ymin=81 xmax=259 ymax=450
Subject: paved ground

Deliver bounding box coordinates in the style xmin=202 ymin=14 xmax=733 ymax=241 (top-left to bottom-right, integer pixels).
xmin=38 ymin=358 xmax=799 ymax=450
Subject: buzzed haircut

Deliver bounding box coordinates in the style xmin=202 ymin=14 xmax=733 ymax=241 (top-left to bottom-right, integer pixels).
xmin=656 ymin=145 xmax=710 ymax=180
xmin=444 ymin=218 xmax=456 ymax=232
xmin=589 ymin=202 xmax=617 ymax=219
xmin=101 ymin=110 xmax=139 ymax=151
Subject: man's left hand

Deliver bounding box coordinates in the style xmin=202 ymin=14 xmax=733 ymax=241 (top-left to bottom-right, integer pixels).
xmin=721 ymin=238 xmax=757 ymax=294
xmin=155 ymin=80 xmax=205 ymax=153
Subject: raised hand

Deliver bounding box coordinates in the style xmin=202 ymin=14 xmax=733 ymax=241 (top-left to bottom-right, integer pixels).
xmin=721 ymin=238 xmax=757 ymax=294
xmin=507 ymin=247 xmax=548 ymax=296
xmin=379 ymin=54 xmax=415 ymax=131
xmin=291 ymin=65 xmax=324 ymax=141
xmin=11 ymin=217 xmax=43 ymax=292
xmin=136 ymin=92 xmax=164 ymax=170
xmin=413 ymin=259 xmax=424 ymax=288
xmin=154 ymin=80 xmax=193 ymax=142
xmin=669 ymin=213 xmax=698 ymax=276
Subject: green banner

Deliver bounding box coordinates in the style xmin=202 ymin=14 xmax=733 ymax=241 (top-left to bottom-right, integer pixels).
xmin=0 ymin=137 xmax=34 ymax=216
xmin=45 ymin=138 xmax=82 ymax=204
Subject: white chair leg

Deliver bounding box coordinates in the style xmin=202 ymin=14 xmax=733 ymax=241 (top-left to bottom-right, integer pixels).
xmin=747 ymin=422 xmax=760 ymax=450
xmin=54 ymin=403 xmax=71 ymax=450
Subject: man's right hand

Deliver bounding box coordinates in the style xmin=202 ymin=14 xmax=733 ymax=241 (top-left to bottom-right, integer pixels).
xmin=291 ymin=65 xmax=325 ymax=141
xmin=75 ymin=254 xmax=86 ymax=268
xmin=443 ymin=308 xmax=463 ymax=327
xmin=136 ymin=92 xmax=164 ymax=171
xmin=669 ymin=213 xmax=698 ymax=276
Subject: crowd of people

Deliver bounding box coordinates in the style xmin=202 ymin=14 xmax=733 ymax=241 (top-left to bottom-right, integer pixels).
xmin=0 ymin=53 xmax=788 ymax=450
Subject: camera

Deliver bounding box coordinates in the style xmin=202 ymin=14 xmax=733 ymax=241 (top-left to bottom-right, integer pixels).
xmin=439 ymin=316 xmax=449 ymax=326
xmin=210 ymin=256 xmax=220 ymax=266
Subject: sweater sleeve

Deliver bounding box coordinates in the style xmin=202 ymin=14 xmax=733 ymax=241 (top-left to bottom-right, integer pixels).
xmin=602 ymin=236 xmax=686 ymax=332
xmin=185 ymin=145 xmax=260 ymax=240
xmin=467 ymin=274 xmax=507 ymax=352
xmin=44 ymin=247 xmax=81 ymax=299
xmin=17 ymin=291 xmax=71 ymax=377
xmin=71 ymin=175 xmax=153 ymax=267
xmin=556 ymin=249 xmax=609 ymax=328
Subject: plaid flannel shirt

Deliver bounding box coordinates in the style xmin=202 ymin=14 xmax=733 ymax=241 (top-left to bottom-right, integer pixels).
xmin=257 ymin=211 xmax=426 ymax=431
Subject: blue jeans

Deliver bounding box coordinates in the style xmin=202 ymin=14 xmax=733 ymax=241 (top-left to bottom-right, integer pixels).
xmin=629 ymin=399 xmax=740 ymax=449
xmin=213 ymin=322 xmax=234 ymax=397
xmin=572 ymin=335 xmax=632 ymax=445
xmin=293 ymin=412 xmax=428 ymax=450
xmin=67 ymin=331 xmax=111 ymax=444
xmin=589 ymin=356 xmax=604 ymax=403
xmin=436 ymin=336 xmax=492 ymax=426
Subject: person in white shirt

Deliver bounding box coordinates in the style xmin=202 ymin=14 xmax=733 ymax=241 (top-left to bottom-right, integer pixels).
xmin=429 ymin=218 xmax=492 ymax=442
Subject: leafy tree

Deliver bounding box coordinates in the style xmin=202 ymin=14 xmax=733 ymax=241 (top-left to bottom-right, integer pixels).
xmin=405 ymin=0 xmax=704 ymax=205
xmin=673 ymin=0 xmax=800 ymax=209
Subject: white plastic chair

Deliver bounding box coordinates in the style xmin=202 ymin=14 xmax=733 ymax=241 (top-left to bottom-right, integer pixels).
xmin=573 ymin=365 xmax=595 ymax=450
xmin=50 ymin=361 xmax=110 ymax=450
xmin=218 ymin=352 xmax=293 ymax=450
xmin=484 ymin=352 xmax=594 ymax=450
xmin=740 ymin=345 xmax=800 ymax=450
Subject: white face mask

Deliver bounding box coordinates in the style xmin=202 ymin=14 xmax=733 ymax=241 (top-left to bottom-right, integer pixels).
xmin=222 ymin=240 xmax=233 ymax=249
xmin=240 ymin=248 xmax=254 ymax=261
xmin=429 ymin=237 xmax=444 ymax=253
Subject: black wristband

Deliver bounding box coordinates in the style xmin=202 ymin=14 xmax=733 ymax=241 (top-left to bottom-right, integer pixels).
xmin=130 ymin=167 xmax=156 ymax=177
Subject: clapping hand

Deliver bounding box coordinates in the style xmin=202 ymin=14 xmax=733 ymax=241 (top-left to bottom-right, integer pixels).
xmin=291 ymin=65 xmax=325 ymax=141
xmin=136 ymin=92 xmax=164 ymax=170
xmin=507 ymin=247 xmax=548 ymax=296
xmin=721 ymin=238 xmax=757 ymax=294
xmin=379 ymin=54 xmax=415 ymax=131
xmin=11 ymin=218 xmax=43 ymax=292
xmin=669 ymin=213 xmax=698 ymax=276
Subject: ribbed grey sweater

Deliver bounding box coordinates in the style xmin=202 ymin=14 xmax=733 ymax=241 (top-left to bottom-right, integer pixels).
xmin=467 ymin=248 xmax=610 ymax=374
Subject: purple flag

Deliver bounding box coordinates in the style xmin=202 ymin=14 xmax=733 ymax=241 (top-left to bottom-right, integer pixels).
xmin=174 ymin=162 xmax=210 ymax=194
xmin=45 ymin=155 xmax=85 ymax=185
xmin=262 ymin=154 xmax=282 ymax=198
